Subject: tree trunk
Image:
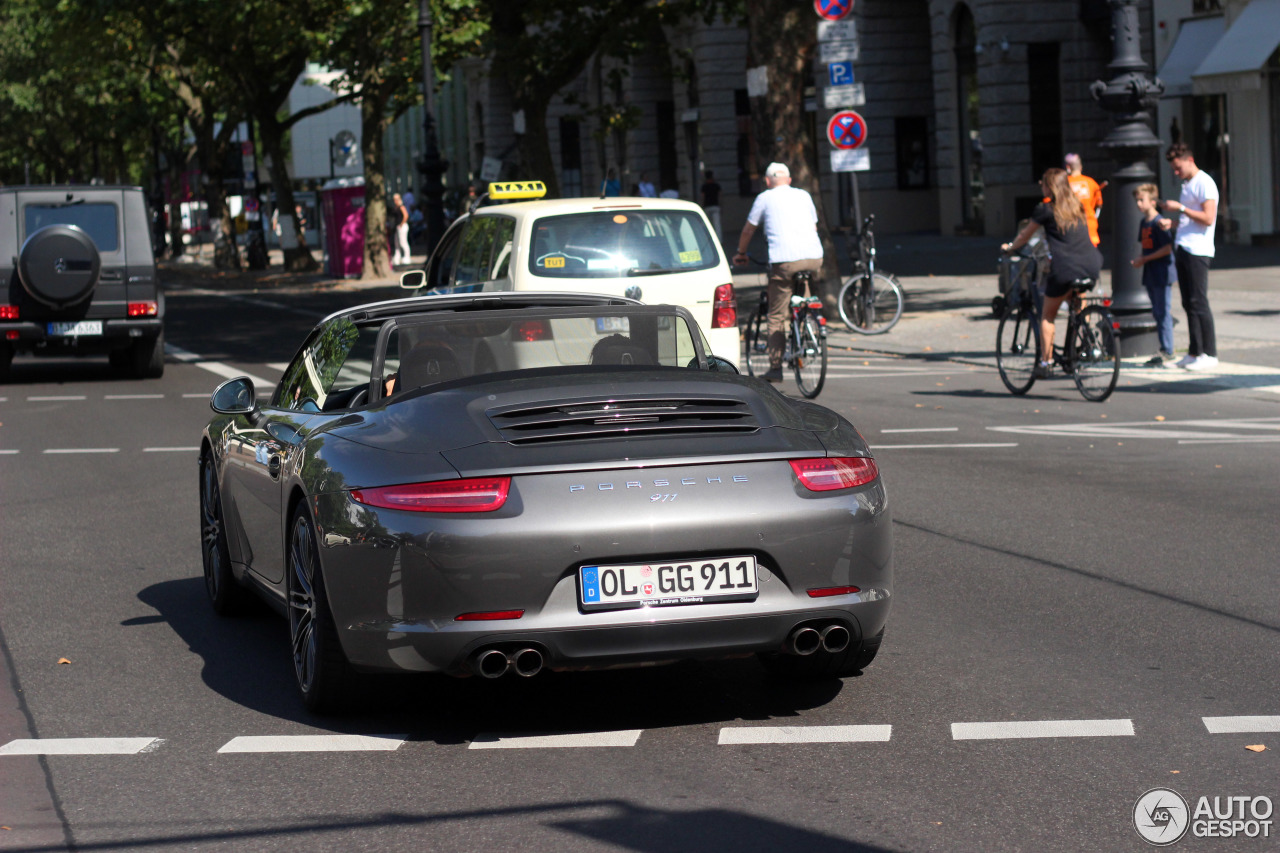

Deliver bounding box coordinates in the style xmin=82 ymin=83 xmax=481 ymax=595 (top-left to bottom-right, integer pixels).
xmin=515 ymin=95 xmax=558 ymax=198
xmin=257 ymin=116 xmax=319 ymax=272
xmin=360 ymin=97 xmax=393 ymax=280
xmin=192 ymin=122 xmax=240 ymax=270
xmin=745 ymin=0 xmax=841 ymax=312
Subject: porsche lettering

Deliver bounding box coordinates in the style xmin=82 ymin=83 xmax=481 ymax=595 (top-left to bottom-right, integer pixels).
xmin=570 ymin=475 xmax=748 ymax=493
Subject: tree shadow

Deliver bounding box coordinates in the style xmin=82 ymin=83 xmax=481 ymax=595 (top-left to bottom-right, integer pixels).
xmin=133 ymin=577 xmax=849 ymax=736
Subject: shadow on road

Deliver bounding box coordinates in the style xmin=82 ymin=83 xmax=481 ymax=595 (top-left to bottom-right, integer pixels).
xmin=134 ymin=577 xmax=849 ymax=735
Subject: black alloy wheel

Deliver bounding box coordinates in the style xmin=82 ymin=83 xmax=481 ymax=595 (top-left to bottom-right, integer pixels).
xmin=288 ymin=506 xmax=357 ymax=713
xmin=200 ymin=454 xmax=245 ymax=615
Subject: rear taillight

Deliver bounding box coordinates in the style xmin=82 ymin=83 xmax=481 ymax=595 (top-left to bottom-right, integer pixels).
xmin=5 ymin=331 xmax=17 ymax=340
xmin=789 ymin=457 xmax=879 ymax=492
xmin=351 ymin=477 xmax=511 ymax=513
xmin=0 ymin=305 xmax=18 ymax=320
xmin=514 ymin=320 xmax=552 ymax=342
xmin=127 ymin=301 xmax=158 ymax=317
xmin=455 ymin=610 xmax=524 ymax=621
xmin=712 ymin=283 xmax=736 ymax=329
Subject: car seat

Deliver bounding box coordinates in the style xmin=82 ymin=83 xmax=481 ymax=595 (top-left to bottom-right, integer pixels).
xmin=589 ymin=334 xmax=656 ymax=366
xmin=399 ymin=341 xmax=462 ymax=390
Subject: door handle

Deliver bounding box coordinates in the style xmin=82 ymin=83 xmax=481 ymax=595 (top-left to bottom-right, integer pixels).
xmin=268 ymin=455 xmax=282 ymax=480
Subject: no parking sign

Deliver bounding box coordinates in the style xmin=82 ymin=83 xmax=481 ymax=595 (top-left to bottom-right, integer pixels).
xmin=814 ymin=0 xmax=854 ymax=21
xmin=827 ymin=110 xmax=868 ymax=150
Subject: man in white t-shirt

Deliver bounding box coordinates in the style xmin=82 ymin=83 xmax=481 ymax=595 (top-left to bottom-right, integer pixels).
xmin=732 ymin=162 xmax=824 ymax=382
xmin=1160 ymin=143 xmax=1219 ymax=370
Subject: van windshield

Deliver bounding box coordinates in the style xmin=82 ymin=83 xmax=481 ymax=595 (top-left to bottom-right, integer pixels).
xmin=528 ymin=210 xmax=719 ymax=278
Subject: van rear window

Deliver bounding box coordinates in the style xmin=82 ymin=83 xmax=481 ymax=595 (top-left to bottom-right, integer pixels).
xmin=24 ymin=203 xmax=120 ymax=252
xmin=529 ymin=210 xmax=718 ymax=278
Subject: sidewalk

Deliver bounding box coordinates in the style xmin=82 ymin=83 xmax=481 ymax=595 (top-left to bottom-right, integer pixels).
xmin=736 ymin=232 xmax=1280 ymax=398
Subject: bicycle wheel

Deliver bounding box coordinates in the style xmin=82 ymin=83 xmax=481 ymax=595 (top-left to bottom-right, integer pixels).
xmin=842 ymin=272 xmax=904 ymax=335
xmin=744 ymin=307 xmax=770 ymax=378
xmin=793 ymin=313 xmax=827 ymax=398
xmin=995 ymin=305 xmax=1040 ymax=395
xmin=836 ymin=274 xmax=865 ymax=331
xmin=1071 ymin=306 xmax=1120 ymax=402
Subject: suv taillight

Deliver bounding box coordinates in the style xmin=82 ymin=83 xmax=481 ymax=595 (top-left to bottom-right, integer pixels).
xmin=0 ymin=305 xmax=18 ymax=320
xmin=712 ymin=283 xmax=736 ymax=329
xmin=127 ymin=301 xmax=158 ymax=317
xmin=789 ymin=457 xmax=879 ymax=491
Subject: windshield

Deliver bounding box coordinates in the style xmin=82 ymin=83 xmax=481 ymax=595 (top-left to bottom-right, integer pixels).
xmin=528 ymin=210 xmax=719 ymax=278
xmin=375 ymin=306 xmax=705 ymax=401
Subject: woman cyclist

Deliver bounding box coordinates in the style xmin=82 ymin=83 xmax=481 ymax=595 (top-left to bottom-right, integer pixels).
xmin=1002 ymin=168 xmax=1103 ymax=378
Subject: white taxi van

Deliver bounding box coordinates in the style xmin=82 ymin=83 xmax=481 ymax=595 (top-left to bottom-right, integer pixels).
xmin=401 ymin=182 xmax=739 ymax=366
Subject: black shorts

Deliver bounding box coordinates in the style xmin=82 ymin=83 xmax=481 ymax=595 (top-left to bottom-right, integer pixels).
xmin=1045 ymin=278 xmax=1095 ymax=299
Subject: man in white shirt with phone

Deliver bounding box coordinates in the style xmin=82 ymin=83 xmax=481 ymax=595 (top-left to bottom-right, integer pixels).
xmin=1161 ymin=143 xmax=1219 ymax=370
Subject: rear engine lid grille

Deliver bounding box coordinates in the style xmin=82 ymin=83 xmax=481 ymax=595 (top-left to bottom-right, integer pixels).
xmin=488 ymin=396 xmax=760 ymax=444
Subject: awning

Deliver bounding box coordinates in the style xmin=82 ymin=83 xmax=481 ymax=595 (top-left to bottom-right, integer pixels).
xmin=1192 ymin=0 xmax=1280 ymax=94
xmin=1157 ymin=16 xmax=1225 ymax=98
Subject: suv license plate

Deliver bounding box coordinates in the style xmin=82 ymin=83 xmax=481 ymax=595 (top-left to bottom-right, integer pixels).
xmin=47 ymin=321 xmax=102 ymax=336
xmin=579 ymin=556 xmax=758 ymax=610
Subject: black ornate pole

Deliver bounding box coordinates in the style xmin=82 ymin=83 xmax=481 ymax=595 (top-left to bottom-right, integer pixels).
xmin=1090 ymin=0 xmax=1163 ymax=356
xmin=417 ymin=0 xmax=447 ymax=255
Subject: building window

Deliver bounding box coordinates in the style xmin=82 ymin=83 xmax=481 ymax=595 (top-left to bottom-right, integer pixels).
xmin=895 ymin=117 xmax=930 ymax=190
xmin=559 ymin=118 xmax=583 ymax=197
xmin=1027 ymin=42 xmax=1063 ymax=181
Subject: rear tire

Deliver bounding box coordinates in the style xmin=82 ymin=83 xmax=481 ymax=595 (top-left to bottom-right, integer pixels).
xmin=131 ymin=330 xmax=165 ymax=379
xmin=996 ymin=306 xmax=1040 ymax=395
xmin=793 ymin=314 xmax=827 ymax=398
xmin=1071 ymin=306 xmax=1121 ymax=402
xmin=288 ymin=505 xmax=358 ymax=714
xmin=0 ymin=343 xmax=12 ymax=378
xmin=743 ymin=307 xmax=770 ymax=378
xmin=200 ymin=453 xmax=247 ymax=616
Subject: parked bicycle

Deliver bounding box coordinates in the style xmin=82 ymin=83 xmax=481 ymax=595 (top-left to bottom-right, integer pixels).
xmin=742 ymin=259 xmax=828 ymax=398
xmin=837 ymin=214 xmax=904 ymax=334
xmin=994 ymin=253 xmax=1121 ymax=402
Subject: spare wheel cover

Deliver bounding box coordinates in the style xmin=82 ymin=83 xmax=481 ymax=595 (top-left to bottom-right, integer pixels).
xmin=18 ymin=224 xmax=102 ymax=308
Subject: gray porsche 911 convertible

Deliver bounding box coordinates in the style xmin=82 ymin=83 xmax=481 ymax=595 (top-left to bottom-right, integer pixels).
xmin=199 ymin=291 xmax=892 ymax=712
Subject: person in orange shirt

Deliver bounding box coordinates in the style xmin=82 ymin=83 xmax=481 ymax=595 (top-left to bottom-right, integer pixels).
xmin=1064 ymin=153 xmax=1105 ymax=247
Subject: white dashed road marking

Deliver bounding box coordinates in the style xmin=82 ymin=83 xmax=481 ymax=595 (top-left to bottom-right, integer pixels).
xmin=0 ymin=738 xmax=163 ymax=755
xmin=469 ymin=730 xmax=643 ymax=749
xmin=42 ymin=448 xmax=119 ymax=455
xmin=143 ymin=446 xmax=200 ymax=453
xmin=871 ymin=443 xmax=1018 ymax=450
xmin=104 ymin=394 xmax=165 ymax=400
xmin=27 ymin=395 xmax=86 ymax=401
xmin=166 ymin=343 xmax=274 ymax=389
xmin=951 ymin=719 xmax=1134 ymax=740
xmin=718 ymin=725 xmax=892 ymax=745
xmin=218 ymin=735 xmax=406 ymax=753
xmin=880 ymin=427 xmax=960 ymax=434
xmin=0 ymin=450 xmax=18 ymax=455
xmin=1203 ymin=716 xmax=1280 ymax=734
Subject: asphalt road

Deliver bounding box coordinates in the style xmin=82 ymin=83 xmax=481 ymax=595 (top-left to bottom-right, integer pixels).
xmin=1 ymin=280 xmax=1276 ymax=852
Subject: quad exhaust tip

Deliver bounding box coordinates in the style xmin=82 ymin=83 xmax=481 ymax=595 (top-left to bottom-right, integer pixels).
xmin=474 ymin=649 xmax=510 ymax=679
xmin=788 ymin=626 xmax=822 ymax=656
xmin=512 ymin=648 xmax=544 ymax=678
xmin=820 ymin=624 xmax=850 ymax=654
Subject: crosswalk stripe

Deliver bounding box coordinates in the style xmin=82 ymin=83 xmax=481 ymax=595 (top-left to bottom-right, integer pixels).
xmin=952 ymin=719 xmax=1134 ymax=740
xmin=718 ymin=725 xmax=891 ymax=744
xmin=0 ymin=737 xmax=162 ymax=755
xmin=1202 ymin=716 xmax=1280 ymax=734
xmin=218 ymin=735 xmax=406 ymax=753
xmin=469 ymin=730 xmax=642 ymax=749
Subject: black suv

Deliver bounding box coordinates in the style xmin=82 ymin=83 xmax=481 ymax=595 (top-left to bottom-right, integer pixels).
xmin=1 ymin=186 xmax=164 ymax=378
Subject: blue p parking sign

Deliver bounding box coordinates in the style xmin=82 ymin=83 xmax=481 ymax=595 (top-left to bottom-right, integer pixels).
xmin=828 ymin=61 xmax=855 ymax=87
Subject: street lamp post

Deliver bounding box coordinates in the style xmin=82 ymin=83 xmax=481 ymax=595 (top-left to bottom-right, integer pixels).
xmin=417 ymin=0 xmax=447 ymax=256
xmin=1090 ymin=0 xmax=1164 ymax=357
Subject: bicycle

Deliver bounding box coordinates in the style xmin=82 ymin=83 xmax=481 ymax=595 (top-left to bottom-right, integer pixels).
xmin=837 ymin=213 xmax=904 ymax=334
xmin=994 ymin=262 xmax=1121 ymax=402
xmin=742 ymin=260 xmax=828 ymax=398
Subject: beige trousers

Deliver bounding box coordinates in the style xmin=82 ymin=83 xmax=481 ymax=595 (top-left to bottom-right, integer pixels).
xmin=767 ymin=257 xmax=823 ymax=368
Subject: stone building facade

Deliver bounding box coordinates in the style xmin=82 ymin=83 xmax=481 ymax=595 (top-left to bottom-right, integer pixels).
xmin=399 ymin=1 xmax=1165 ymax=241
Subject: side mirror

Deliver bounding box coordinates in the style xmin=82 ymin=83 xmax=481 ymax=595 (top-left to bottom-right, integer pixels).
xmin=210 ymin=376 xmax=257 ymax=415
xmin=400 ymin=270 xmax=425 ymax=290
xmin=707 ymin=355 xmax=740 ymax=374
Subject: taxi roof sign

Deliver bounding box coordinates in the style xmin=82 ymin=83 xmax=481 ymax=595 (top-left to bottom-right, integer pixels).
xmin=488 ymin=181 xmax=547 ymax=201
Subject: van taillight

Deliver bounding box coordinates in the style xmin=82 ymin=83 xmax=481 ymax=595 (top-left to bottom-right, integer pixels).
xmin=712 ymin=283 xmax=736 ymax=329
xmin=127 ymin=301 xmax=158 ymax=317
xmin=0 ymin=305 xmax=18 ymax=320
xmin=514 ymin=320 xmax=552 ymax=342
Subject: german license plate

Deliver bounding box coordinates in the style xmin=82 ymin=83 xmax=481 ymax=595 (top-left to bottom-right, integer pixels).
xmin=595 ymin=316 xmax=630 ymax=334
xmin=47 ymin=320 xmax=102 ymax=336
xmin=579 ymin=556 xmax=758 ymax=610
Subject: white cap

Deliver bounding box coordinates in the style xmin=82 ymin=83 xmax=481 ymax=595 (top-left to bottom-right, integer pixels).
xmin=764 ymin=162 xmax=790 ymax=178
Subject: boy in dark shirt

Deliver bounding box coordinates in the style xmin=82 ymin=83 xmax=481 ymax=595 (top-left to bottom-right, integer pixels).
xmin=1130 ymin=183 xmax=1176 ymax=366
